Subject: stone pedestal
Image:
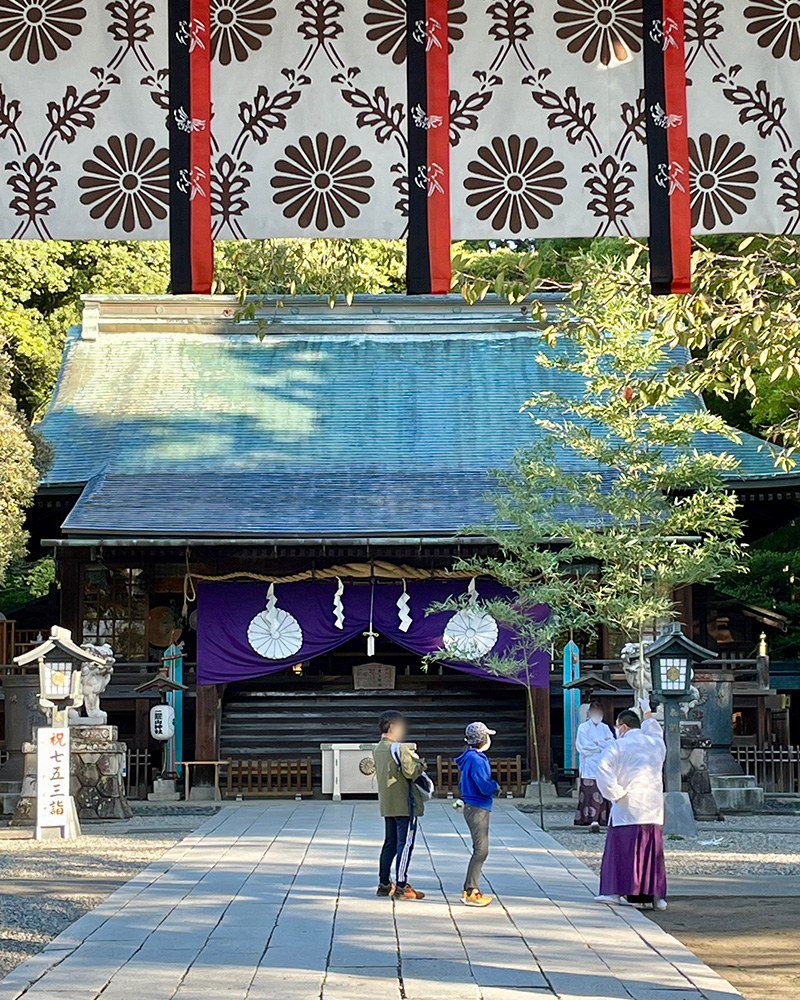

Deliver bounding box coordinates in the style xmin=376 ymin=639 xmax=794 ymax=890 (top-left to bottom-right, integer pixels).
xmin=681 ymin=733 xmax=722 ymax=821
xmin=692 ymin=670 xmax=744 ymax=776
xmin=663 ymin=791 xmax=698 ymax=837
xmin=11 ymin=724 xmax=133 ymax=825
xmin=71 ymin=725 xmax=133 ymax=820
xmin=148 ymin=777 xmax=180 ymax=802
xmin=10 ymin=741 xmax=38 ymax=826
xmin=0 ymin=780 xmax=21 ymax=816
xmin=0 ymin=671 xmax=42 ymax=783
xmin=710 ymin=774 xmax=765 ymax=813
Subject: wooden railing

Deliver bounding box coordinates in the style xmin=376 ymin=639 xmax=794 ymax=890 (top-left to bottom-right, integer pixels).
xmin=733 ymin=745 xmax=800 ymax=793
xmin=0 ymin=621 xmax=45 ymax=667
xmin=125 ymin=748 xmax=152 ymax=800
xmin=225 ymin=757 xmax=313 ymax=798
xmin=580 ymin=653 xmax=770 ymax=691
xmin=436 ymin=755 xmax=524 ymax=798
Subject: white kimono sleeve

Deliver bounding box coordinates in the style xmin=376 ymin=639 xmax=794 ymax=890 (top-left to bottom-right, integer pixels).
xmin=595 ymin=745 xmax=627 ymax=803
xmin=641 ymin=717 xmax=667 ymax=764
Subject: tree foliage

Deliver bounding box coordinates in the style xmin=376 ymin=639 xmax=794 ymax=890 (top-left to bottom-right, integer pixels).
xmin=0 ymin=240 xmax=170 ymax=420
xmin=0 ymin=555 xmax=55 ymax=613
xmin=432 ymin=254 xmax=747 ymax=693
xmin=480 ymin=235 xmax=800 ymax=459
xmin=719 ymin=521 xmax=800 ymax=660
xmin=216 ymin=238 xmax=406 ymax=306
xmin=0 ymin=333 xmax=38 ymax=583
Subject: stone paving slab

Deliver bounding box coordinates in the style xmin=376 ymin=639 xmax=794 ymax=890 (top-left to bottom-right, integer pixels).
xmin=0 ymin=802 xmax=748 ymax=1000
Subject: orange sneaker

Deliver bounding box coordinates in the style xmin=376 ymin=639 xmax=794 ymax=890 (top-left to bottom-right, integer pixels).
xmin=461 ymin=890 xmax=492 ymax=907
xmin=394 ymin=884 xmax=425 ymax=900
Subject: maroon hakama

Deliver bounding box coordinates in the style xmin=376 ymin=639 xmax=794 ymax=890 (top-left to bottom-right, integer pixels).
xmin=599 ymin=822 xmax=667 ymax=902
xmin=573 ymin=778 xmax=610 ymax=827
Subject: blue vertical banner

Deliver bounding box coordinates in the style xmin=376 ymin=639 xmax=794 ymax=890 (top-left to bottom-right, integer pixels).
xmin=562 ymin=640 xmax=581 ymax=770
xmin=163 ymin=643 xmax=184 ymax=775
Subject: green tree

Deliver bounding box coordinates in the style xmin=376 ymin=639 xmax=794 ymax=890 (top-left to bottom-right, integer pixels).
xmin=478 ymin=235 xmax=800 ymax=456
xmin=0 ymin=555 xmax=55 ymax=613
xmin=0 ymin=331 xmax=38 ymax=584
xmin=0 ymin=240 xmax=170 ymax=420
xmin=719 ymin=521 xmax=800 ymax=660
xmin=430 ymin=255 xmax=748 ymax=817
xmin=215 ymin=238 xmax=406 ymax=304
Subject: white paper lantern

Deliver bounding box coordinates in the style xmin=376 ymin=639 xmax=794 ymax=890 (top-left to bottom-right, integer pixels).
xmin=150 ymin=704 xmax=175 ymax=741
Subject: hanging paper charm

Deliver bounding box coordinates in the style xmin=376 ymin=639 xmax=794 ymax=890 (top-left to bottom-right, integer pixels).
xmin=333 ymin=577 xmax=345 ymax=630
xmin=443 ymin=578 xmax=498 ymax=659
xmin=363 ymin=579 xmax=378 ymax=657
xmin=397 ymin=581 xmax=413 ymax=633
xmin=248 ymin=583 xmax=304 ymax=660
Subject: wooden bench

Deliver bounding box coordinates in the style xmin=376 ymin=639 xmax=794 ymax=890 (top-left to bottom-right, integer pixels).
xmin=225 ymin=757 xmax=313 ymax=798
xmin=436 ymin=754 xmax=524 ymax=798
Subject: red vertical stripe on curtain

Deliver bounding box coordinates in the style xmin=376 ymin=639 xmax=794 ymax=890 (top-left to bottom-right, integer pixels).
xmin=189 ymin=0 xmax=213 ymax=293
xmin=663 ymin=0 xmax=691 ymax=293
xmin=425 ymin=0 xmax=451 ymax=294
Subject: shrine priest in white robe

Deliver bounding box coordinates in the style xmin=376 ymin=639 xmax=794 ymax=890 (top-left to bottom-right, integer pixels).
xmin=573 ymin=700 xmax=614 ymax=831
xmin=594 ymin=700 xmax=668 ymax=910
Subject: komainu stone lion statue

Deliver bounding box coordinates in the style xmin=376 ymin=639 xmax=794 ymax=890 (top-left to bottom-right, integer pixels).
xmin=77 ymin=642 xmax=115 ymax=724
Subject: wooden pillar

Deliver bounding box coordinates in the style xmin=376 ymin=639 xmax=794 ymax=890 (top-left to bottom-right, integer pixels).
xmin=193 ymin=682 xmax=220 ymax=790
xmin=674 ymin=584 xmax=694 ymax=638
xmin=531 ymin=685 xmax=551 ymax=781
xmin=58 ymin=552 xmax=82 ymax=638
xmin=135 ymin=698 xmax=150 ymax=752
xmin=195 ymin=683 xmax=219 ymax=761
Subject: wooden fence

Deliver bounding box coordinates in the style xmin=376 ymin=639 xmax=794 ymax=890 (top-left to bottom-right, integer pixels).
xmin=436 ymin=755 xmax=524 ymax=798
xmin=125 ymin=748 xmax=151 ymax=799
xmin=0 ymin=621 xmax=46 ymax=665
xmin=733 ymin=746 xmax=800 ymax=793
xmin=225 ymin=757 xmax=313 ymax=798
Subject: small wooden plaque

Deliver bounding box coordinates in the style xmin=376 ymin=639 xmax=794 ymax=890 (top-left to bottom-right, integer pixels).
xmin=352 ymin=662 xmax=396 ymax=690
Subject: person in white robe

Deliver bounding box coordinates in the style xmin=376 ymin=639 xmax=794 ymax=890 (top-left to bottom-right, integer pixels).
xmin=573 ymin=700 xmax=614 ymax=831
xmin=594 ymin=700 xmax=668 ymax=910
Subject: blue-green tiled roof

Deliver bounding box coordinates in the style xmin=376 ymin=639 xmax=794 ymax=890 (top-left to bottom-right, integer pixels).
xmin=39 ymin=295 xmax=790 ymax=538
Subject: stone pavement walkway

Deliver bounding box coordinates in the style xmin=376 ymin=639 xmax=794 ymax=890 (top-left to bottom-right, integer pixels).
xmin=0 ymin=803 xmax=744 ymax=1000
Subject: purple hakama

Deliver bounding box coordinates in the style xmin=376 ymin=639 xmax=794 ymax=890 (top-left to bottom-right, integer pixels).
xmin=599 ymin=822 xmax=667 ymax=901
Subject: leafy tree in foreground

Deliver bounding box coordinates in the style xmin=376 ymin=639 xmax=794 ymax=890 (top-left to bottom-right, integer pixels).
xmin=431 ymin=256 xmax=748 ymax=817
xmin=0 ymin=333 xmax=38 ymax=584
xmin=475 ymin=234 xmax=800 ymax=458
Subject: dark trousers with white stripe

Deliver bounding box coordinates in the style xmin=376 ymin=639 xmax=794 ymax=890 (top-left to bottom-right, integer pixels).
xmin=379 ymin=815 xmax=417 ymax=888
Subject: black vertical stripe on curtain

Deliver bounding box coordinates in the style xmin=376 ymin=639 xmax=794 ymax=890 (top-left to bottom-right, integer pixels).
xmin=168 ymin=0 xmax=193 ymax=294
xmin=643 ymin=0 xmax=674 ymax=296
xmin=406 ymin=0 xmax=432 ymax=295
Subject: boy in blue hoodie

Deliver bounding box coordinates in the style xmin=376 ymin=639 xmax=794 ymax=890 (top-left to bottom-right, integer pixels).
xmin=455 ymin=721 xmax=500 ymax=907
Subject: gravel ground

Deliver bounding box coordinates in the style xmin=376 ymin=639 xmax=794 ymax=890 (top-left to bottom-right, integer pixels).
xmin=542 ymin=808 xmax=800 ymax=876
xmin=0 ymin=827 xmax=191 ymax=981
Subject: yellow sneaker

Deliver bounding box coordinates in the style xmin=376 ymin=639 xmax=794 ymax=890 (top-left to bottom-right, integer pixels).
xmin=461 ymin=889 xmax=492 ymax=907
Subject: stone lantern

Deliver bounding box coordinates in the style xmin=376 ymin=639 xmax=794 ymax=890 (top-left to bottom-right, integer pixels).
xmin=10 ymin=627 xmax=132 ymax=825
xmin=647 ymin=623 xmax=716 ymax=836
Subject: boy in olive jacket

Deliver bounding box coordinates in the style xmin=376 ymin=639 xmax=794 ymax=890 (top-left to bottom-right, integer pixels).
xmin=373 ymin=710 xmax=426 ymax=900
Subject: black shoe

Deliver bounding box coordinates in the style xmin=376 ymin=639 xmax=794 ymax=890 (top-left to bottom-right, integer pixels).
xmin=376 ymin=882 xmax=394 ymax=897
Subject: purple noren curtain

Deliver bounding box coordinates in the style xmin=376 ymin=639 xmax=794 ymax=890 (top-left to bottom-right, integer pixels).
xmin=197 ymin=579 xmax=549 ymax=686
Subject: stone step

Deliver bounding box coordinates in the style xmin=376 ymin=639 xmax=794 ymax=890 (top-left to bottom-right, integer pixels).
xmin=711 ymin=773 xmax=765 ymax=812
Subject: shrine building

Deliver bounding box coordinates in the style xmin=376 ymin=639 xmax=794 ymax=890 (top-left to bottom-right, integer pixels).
xmin=4 ymin=293 xmax=800 ymax=796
